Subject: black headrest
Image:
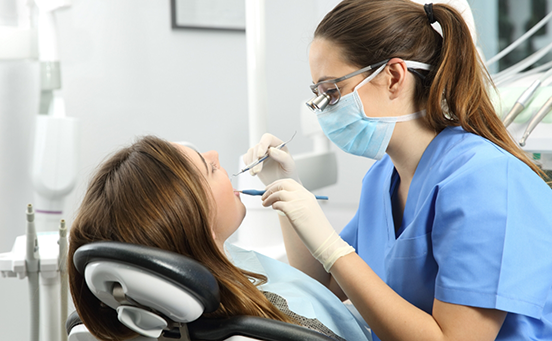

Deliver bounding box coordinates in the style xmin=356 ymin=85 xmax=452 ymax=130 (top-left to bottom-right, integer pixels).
xmin=74 ymin=241 xmax=220 ymax=313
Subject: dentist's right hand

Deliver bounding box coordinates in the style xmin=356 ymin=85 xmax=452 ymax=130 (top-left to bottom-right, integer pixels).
xmin=261 ymin=179 xmax=355 ymax=272
xmin=243 ymin=133 xmax=301 ymax=186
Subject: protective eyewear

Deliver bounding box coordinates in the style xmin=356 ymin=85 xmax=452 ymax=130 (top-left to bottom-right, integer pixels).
xmin=306 ymin=60 xmax=389 ymax=112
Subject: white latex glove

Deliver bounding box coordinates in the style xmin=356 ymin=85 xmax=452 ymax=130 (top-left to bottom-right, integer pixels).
xmin=243 ymin=133 xmax=301 ymax=186
xmin=261 ymin=179 xmax=355 ymax=272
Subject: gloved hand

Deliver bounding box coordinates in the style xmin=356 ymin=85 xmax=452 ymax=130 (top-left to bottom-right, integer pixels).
xmin=243 ymin=133 xmax=301 ymax=186
xmin=261 ymin=179 xmax=355 ymax=272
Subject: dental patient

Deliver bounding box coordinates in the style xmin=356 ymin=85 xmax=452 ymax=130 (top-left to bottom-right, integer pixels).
xmin=68 ymin=135 xmax=370 ymax=341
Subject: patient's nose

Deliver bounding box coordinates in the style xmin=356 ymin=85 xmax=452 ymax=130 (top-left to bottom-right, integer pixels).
xmin=202 ymin=150 xmax=219 ymax=164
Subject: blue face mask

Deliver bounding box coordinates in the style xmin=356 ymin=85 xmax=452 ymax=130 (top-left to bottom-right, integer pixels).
xmin=315 ymin=61 xmax=428 ymax=160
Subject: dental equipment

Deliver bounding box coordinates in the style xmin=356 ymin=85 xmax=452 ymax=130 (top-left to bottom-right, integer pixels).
xmin=494 ymin=40 xmax=552 ymax=86
xmin=1 ymin=1 xmax=77 ymax=340
xmin=59 ymin=220 xmax=68 ymax=341
xmin=519 ymin=95 xmax=552 ymax=147
xmin=26 ymin=204 xmax=40 ymax=341
xmin=33 ymin=0 xmax=79 ymax=233
xmin=500 ymin=60 xmax=552 ymax=87
xmin=233 ymin=131 xmax=297 ymax=177
xmin=486 ymin=11 xmax=552 ymax=67
xmin=237 ymin=189 xmax=328 ymax=201
xmin=2 ymin=205 xmax=67 ymax=341
xmin=1 ymin=214 xmax=67 ymax=341
xmin=502 ymin=67 xmax=552 ymax=127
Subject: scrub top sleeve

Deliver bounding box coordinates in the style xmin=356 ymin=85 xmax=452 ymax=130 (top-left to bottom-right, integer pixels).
xmin=432 ymin=157 xmax=552 ymax=318
xmin=340 ymin=211 xmax=359 ymax=251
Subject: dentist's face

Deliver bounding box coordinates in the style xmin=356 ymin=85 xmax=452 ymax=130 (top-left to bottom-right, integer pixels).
xmin=172 ymin=143 xmax=245 ymax=249
xmin=309 ymin=38 xmax=389 ymax=118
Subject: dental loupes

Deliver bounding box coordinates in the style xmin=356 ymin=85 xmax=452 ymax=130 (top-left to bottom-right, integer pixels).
xmin=233 ymin=131 xmax=297 ymax=177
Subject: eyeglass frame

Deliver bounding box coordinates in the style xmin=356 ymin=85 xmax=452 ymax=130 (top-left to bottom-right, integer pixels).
xmin=308 ymin=59 xmax=390 ymax=108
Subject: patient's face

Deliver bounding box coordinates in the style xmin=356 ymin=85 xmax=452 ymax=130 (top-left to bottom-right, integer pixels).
xmin=173 ymin=143 xmax=246 ymax=248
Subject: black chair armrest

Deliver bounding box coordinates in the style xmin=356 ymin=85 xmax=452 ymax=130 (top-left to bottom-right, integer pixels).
xmin=67 ymin=310 xmax=338 ymax=341
xmin=66 ymin=310 xmax=83 ymax=336
xmin=189 ymin=316 xmax=338 ymax=341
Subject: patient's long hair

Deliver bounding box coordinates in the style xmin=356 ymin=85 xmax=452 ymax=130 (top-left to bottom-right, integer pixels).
xmin=68 ymin=135 xmax=292 ymax=341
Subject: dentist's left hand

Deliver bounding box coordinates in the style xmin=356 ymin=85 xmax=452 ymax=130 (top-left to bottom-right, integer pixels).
xmin=261 ymin=179 xmax=355 ymax=272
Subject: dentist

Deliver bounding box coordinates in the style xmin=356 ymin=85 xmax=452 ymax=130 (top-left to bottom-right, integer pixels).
xmin=244 ymin=1 xmax=552 ymax=340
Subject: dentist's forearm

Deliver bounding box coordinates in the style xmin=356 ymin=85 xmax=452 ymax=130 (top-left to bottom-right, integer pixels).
xmin=330 ymin=253 xmax=506 ymax=341
xmin=279 ymin=216 xmax=329 ymax=281
xmin=278 ymin=215 xmax=348 ymax=300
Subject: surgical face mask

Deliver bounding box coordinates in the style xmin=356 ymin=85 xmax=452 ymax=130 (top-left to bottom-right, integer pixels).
xmin=315 ymin=61 xmax=429 ymax=160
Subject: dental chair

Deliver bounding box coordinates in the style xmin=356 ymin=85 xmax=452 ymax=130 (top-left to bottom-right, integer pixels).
xmin=66 ymin=241 xmax=336 ymax=341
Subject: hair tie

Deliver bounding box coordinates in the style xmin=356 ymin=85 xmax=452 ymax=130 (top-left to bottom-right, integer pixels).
xmin=424 ymin=3 xmax=436 ymax=24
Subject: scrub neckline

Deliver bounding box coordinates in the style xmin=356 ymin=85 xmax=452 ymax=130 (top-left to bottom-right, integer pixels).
xmin=386 ymin=127 xmax=455 ymax=240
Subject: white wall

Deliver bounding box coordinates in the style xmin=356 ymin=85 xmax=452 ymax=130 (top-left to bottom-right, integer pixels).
xmin=0 ymin=1 xmax=378 ymax=339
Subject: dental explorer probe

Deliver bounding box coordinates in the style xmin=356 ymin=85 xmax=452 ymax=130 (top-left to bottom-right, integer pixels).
xmin=237 ymin=189 xmax=328 ymax=201
xmin=26 ymin=204 xmax=40 ymax=341
xmin=502 ymin=67 xmax=552 ymax=127
xmin=519 ymin=95 xmax=552 ymax=147
xmin=233 ymin=131 xmax=297 ymax=177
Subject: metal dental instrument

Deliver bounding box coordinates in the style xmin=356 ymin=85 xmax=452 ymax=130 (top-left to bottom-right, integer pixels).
xmin=233 ymin=131 xmax=297 ymax=177
xmin=502 ymin=79 xmax=541 ymax=127
xmin=237 ymin=189 xmax=328 ymax=201
xmin=519 ymin=95 xmax=552 ymax=147
xmin=502 ymin=67 xmax=552 ymax=127
xmin=26 ymin=204 xmax=39 ymax=341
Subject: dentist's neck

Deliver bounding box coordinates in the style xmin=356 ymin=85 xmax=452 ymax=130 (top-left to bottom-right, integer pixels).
xmin=386 ymin=116 xmax=437 ymax=185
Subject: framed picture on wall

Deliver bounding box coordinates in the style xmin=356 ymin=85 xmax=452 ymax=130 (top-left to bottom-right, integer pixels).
xmin=171 ymin=0 xmax=246 ymax=31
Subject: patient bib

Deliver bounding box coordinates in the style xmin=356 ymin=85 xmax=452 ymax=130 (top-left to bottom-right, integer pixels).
xmin=225 ymin=243 xmax=372 ymax=341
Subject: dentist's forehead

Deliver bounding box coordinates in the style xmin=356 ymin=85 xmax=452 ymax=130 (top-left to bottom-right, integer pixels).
xmin=309 ymin=38 xmax=356 ymax=83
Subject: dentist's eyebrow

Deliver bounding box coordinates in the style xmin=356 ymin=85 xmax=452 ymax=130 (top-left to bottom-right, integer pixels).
xmin=196 ymin=151 xmax=209 ymax=175
xmin=315 ymin=76 xmax=336 ymax=83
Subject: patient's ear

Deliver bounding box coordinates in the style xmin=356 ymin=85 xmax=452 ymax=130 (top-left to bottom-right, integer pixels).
xmin=210 ymin=226 xmax=225 ymax=253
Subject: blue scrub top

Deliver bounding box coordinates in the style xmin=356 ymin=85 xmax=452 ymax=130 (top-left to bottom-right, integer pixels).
xmin=340 ymin=126 xmax=552 ymax=340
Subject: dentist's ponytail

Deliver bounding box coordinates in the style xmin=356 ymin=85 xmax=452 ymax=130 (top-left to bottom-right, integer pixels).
xmin=315 ymin=0 xmax=546 ymax=178
xmin=426 ymin=3 xmax=544 ymax=178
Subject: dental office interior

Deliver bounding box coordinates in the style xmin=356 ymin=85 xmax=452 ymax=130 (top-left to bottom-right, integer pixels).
xmin=1 ymin=0 xmax=552 ymax=340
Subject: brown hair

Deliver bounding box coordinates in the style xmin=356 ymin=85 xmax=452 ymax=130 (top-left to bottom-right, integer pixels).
xmin=315 ymin=0 xmax=546 ymax=178
xmin=68 ymin=135 xmax=292 ymax=341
